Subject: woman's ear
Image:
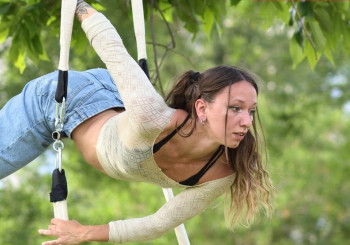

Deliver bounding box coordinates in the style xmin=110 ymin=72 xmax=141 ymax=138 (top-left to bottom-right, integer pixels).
xmin=195 ymin=98 xmax=207 ymax=121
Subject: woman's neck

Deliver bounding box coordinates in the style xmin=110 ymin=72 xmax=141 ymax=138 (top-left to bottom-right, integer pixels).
xmin=166 ymin=114 xmax=222 ymax=162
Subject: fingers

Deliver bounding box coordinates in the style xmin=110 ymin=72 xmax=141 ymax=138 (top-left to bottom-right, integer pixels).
xmin=41 ymin=239 xmax=60 ymax=245
xmin=39 ymin=228 xmax=57 ymax=237
xmin=38 ymin=229 xmax=61 ymax=245
xmin=50 ymin=218 xmax=61 ymax=224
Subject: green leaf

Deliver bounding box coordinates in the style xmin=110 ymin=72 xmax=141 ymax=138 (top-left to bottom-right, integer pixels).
xmin=192 ymin=0 xmax=206 ymax=15
xmin=230 ymin=0 xmax=241 ymax=6
xmin=294 ymin=23 xmax=304 ymax=48
xmin=158 ymin=1 xmax=173 ymax=22
xmin=46 ymin=16 xmax=57 ymax=26
xmin=258 ymin=2 xmax=277 ymax=30
xmin=27 ymin=0 xmax=40 ymax=5
xmin=304 ymin=36 xmax=320 ymax=70
xmin=271 ymin=1 xmax=284 ymax=12
xmin=324 ymin=47 xmax=335 ymax=66
xmin=24 ymin=18 xmax=37 ymax=39
xmin=314 ymin=7 xmax=332 ymax=33
xmin=31 ymin=34 xmax=43 ymax=55
xmin=289 ymin=9 xmax=295 ymax=26
xmin=308 ymin=19 xmax=326 ymax=50
xmin=299 ymin=1 xmax=313 ymax=17
xmin=184 ymin=21 xmax=199 ymax=34
xmin=0 ymin=24 xmax=9 ymax=43
xmin=38 ymin=48 xmax=49 ymax=61
xmin=0 ymin=2 xmax=11 ymax=14
xmin=9 ymin=36 xmax=19 ymax=61
xmin=289 ymin=35 xmax=305 ymax=69
xmin=207 ymin=0 xmax=226 ymax=18
xmin=202 ymin=7 xmax=214 ymax=39
xmin=91 ymin=3 xmax=105 ymax=11
xmin=14 ymin=49 xmax=26 ymax=73
xmin=176 ymin=0 xmax=199 ymax=34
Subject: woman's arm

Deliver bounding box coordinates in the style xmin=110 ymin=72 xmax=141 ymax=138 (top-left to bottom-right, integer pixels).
xmin=77 ymin=2 xmax=175 ymax=140
xmin=38 ymin=177 xmax=233 ymax=244
xmin=108 ymin=178 xmax=233 ymax=243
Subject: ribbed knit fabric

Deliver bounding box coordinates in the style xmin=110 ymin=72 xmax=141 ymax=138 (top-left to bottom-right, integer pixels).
xmin=81 ymin=13 xmax=234 ymax=243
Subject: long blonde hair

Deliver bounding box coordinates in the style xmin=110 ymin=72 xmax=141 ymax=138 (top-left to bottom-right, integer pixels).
xmin=165 ymin=65 xmax=274 ymax=228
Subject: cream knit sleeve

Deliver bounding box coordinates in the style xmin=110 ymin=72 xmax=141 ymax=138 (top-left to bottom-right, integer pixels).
xmin=108 ymin=176 xmax=233 ymax=243
xmin=81 ymin=13 xmax=175 ymax=140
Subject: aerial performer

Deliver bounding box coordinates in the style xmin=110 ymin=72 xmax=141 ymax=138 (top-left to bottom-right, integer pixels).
xmin=0 ymin=1 xmax=274 ymax=244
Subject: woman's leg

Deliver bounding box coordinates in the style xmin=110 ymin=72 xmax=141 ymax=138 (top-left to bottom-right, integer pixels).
xmin=0 ymin=68 xmax=124 ymax=179
xmin=0 ymin=74 xmax=55 ymax=179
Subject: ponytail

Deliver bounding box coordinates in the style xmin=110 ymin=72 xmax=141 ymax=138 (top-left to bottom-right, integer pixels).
xmin=165 ymin=70 xmax=201 ymax=136
xmin=165 ymin=70 xmax=201 ymax=111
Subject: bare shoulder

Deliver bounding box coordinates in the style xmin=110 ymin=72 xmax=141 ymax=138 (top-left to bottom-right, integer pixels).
xmin=163 ymin=109 xmax=189 ymax=131
xmin=154 ymin=109 xmax=189 ymax=145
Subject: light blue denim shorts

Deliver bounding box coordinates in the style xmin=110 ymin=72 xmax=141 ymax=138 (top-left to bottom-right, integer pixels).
xmin=0 ymin=68 xmax=124 ymax=179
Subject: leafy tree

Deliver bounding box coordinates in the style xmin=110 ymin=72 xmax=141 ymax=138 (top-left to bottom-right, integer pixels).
xmin=0 ymin=0 xmax=349 ymax=73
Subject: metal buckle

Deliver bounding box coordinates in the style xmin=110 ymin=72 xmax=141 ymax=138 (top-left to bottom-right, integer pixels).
xmin=55 ymin=98 xmax=66 ymax=131
xmin=52 ymin=97 xmax=66 ymax=172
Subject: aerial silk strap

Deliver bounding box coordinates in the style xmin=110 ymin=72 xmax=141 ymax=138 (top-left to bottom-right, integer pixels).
xmin=50 ymin=0 xmax=77 ymax=221
xmin=131 ymin=1 xmax=190 ymax=244
xmin=131 ymin=0 xmax=150 ymax=79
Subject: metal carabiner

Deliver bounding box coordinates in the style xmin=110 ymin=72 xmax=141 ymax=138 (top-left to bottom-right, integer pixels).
xmin=53 ymin=140 xmax=64 ymax=172
xmin=55 ymin=97 xmax=66 ymax=131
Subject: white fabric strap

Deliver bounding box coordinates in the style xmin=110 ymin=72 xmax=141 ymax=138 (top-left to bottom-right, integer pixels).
xmin=162 ymin=188 xmax=191 ymax=245
xmin=53 ymin=200 xmax=69 ymax=220
xmin=131 ymin=0 xmax=147 ymax=60
xmin=58 ymin=0 xmax=77 ymax=71
xmin=53 ymin=0 xmax=76 ymax=221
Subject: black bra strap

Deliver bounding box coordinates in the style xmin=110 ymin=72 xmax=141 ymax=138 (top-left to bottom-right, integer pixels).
xmin=153 ymin=113 xmax=191 ymax=154
xmin=179 ymin=145 xmax=224 ymax=186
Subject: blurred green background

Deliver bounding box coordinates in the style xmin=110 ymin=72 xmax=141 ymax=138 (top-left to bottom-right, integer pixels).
xmin=0 ymin=0 xmax=349 ymax=244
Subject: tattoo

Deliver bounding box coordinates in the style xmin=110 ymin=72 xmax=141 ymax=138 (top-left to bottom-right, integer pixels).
xmin=76 ymin=0 xmax=93 ymax=21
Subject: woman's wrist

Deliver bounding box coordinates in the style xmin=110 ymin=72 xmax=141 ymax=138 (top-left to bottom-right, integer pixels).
xmin=76 ymin=0 xmax=97 ymax=22
xmin=83 ymin=224 xmax=110 ymax=242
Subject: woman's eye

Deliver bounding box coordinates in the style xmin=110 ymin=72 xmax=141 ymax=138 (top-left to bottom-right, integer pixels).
xmin=230 ymin=106 xmax=242 ymax=112
xmin=249 ymin=109 xmax=256 ymax=116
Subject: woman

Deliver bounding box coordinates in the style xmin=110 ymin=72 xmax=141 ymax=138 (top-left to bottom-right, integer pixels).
xmin=0 ymin=1 xmax=273 ymax=244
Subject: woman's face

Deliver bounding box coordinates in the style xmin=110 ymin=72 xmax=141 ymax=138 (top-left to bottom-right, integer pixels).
xmin=203 ymin=80 xmax=257 ymax=148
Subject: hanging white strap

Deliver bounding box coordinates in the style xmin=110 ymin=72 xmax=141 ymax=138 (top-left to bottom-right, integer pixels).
xmin=58 ymin=0 xmax=77 ymax=71
xmin=162 ymin=189 xmax=191 ymax=245
xmin=131 ymin=0 xmax=190 ymax=244
xmin=53 ymin=0 xmax=77 ymax=221
xmin=131 ymin=0 xmax=147 ymax=61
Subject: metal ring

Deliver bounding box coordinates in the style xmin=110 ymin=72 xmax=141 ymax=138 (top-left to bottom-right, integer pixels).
xmin=53 ymin=140 xmax=64 ymax=151
xmin=52 ymin=131 xmax=61 ymax=141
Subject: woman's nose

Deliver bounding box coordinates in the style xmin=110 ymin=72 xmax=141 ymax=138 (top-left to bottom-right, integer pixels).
xmin=240 ymin=111 xmax=253 ymax=129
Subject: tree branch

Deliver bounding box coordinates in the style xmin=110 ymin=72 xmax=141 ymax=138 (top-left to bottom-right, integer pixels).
xmin=150 ymin=0 xmax=165 ymax=96
xmin=290 ymin=0 xmax=318 ymax=60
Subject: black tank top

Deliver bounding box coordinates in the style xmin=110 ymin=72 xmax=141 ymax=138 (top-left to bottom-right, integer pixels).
xmin=153 ymin=114 xmax=224 ymax=186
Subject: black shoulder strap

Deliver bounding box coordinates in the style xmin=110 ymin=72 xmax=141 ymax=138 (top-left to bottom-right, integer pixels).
xmin=153 ymin=113 xmax=191 ymax=154
xmin=180 ymin=146 xmax=224 ymax=186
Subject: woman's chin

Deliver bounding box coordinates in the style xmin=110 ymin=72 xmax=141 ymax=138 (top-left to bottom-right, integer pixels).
xmin=225 ymin=141 xmax=240 ymax=149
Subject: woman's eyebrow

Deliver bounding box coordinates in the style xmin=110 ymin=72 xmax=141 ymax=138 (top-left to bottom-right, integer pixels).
xmin=231 ymin=99 xmax=257 ymax=105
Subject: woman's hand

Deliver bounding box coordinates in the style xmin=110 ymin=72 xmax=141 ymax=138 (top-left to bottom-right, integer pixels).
xmin=38 ymin=218 xmax=88 ymax=245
